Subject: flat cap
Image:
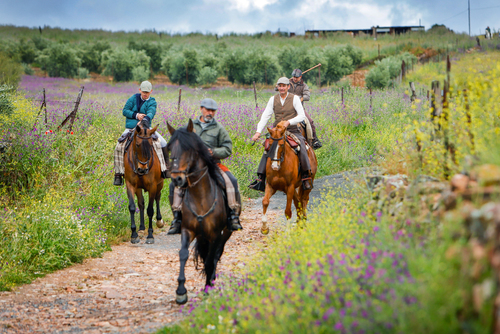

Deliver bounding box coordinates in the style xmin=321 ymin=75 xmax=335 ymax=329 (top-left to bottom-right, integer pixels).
xmin=292 ymin=69 xmax=302 ymax=77
xmin=140 ymin=81 xmax=152 ymax=92
xmin=277 ymin=77 xmax=290 ymax=85
xmin=200 ymin=98 xmax=218 ymax=110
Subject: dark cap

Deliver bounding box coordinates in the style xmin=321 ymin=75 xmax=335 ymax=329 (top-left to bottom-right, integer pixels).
xmin=200 ymin=98 xmax=218 ymax=110
xmin=292 ymin=69 xmax=302 ymax=77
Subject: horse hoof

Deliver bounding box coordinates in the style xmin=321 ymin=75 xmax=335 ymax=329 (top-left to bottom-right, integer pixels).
xmin=145 ymin=238 xmax=154 ymax=244
xmin=261 ymin=228 xmax=269 ymax=235
xmin=131 ymin=237 xmax=140 ymax=244
xmin=176 ymin=293 xmax=188 ymax=305
xmin=138 ymin=230 xmax=145 ymax=238
xmin=156 ymin=219 xmax=164 ymax=228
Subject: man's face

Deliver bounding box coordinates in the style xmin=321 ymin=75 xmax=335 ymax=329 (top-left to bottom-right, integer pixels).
xmin=292 ymin=76 xmax=302 ymax=83
xmin=201 ymin=107 xmax=216 ymax=122
xmin=277 ymin=84 xmax=289 ymax=95
xmin=140 ymin=89 xmax=152 ymax=100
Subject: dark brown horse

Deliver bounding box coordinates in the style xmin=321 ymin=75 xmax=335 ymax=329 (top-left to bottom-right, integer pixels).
xmin=167 ymin=119 xmax=232 ymax=304
xmin=261 ymin=121 xmax=317 ymax=234
xmin=124 ymin=119 xmax=164 ymax=244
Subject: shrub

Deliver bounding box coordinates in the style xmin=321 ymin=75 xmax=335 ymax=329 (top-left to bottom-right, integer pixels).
xmin=17 ymin=39 xmax=37 ymax=64
xmin=323 ymin=46 xmax=355 ymax=83
xmin=220 ymin=49 xmax=247 ymax=84
xmin=22 ymin=63 xmax=34 ymax=75
xmin=243 ymin=50 xmax=281 ymax=85
xmin=365 ymin=65 xmax=391 ymax=89
xmin=0 ymin=85 xmax=15 ymax=116
xmin=0 ymin=53 xmax=23 ymax=86
xmin=128 ymin=41 xmax=163 ymax=73
xmin=102 ymin=49 xmax=151 ymax=82
xmin=77 ymin=67 xmax=89 ymax=79
xmin=132 ymin=65 xmax=149 ymax=82
xmin=36 ymin=43 xmax=80 ymax=78
xmin=31 ymin=36 xmax=50 ymax=51
xmin=197 ymin=66 xmax=218 ymax=85
xmin=366 ymin=52 xmax=417 ymax=89
xmin=163 ymin=49 xmax=200 ymax=85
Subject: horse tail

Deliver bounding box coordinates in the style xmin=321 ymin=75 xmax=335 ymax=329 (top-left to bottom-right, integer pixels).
xmin=193 ymin=238 xmax=210 ymax=276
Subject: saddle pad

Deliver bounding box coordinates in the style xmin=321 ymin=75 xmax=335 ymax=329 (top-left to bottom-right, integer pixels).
xmin=286 ymin=136 xmax=299 ymax=148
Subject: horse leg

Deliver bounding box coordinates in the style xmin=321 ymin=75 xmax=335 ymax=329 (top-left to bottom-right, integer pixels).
xmin=293 ymin=188 xmax=302 ymax=220
xmin=300 ymin=188 xmax=312 ymax=220
xmin=127 ymin=187 xmax=140 ymax=244
xmin=136 ymin=189 xmax=146 ymax=238
xmin=176 ymin=228 xmax=192 ymax=305
xmin=155 ymin=189 xmax=164 ymax=228
xmin=261 ymin=183 xmax=276 ymax=235
xmin=204 ymin=238 xmax=220 ymax=288
xmin=210 ymin=229 xmax=232 ymax=284
xmin=284 ymin=185 xmax=296 ymax=232
xmin=145 ymin=189 xmax=156 ymax=244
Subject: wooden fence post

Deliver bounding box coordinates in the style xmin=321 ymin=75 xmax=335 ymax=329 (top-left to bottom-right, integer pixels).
xmin=318 ymin=66 xmax=321 ymax=89
xmin=401 ymin=60 xmax=406 ymax=82
xmin=58 ymin=86 xmax=84 ymax=132
xmin=32 ymin=88 xmax=47 ymax=132
xmin=463 ymin=89 xmax=475 ymax=154
xmin=409 ymin=82 xmax=416 ymax=102
xmin=369 ymin=88 xmax=372 ymax=109
xmin=341 ymin=87 xmax=344 ymax=106
xmin=430 ymin=81 xmax=441 ymax=133
xmin=177 ymin=88 xmax=182 ymax=113
xmin=253 ymin=81 xmax=258 ymax=109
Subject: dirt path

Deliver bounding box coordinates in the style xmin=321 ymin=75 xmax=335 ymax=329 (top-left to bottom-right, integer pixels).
xmin=0 ymin=203 xmax=280 ymax=334
xmin=0 ymin=173 xmax=355 ymax=333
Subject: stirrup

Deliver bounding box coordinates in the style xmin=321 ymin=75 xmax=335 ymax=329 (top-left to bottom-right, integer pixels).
xmin=167 ymin=211 xmax=182 ymax=235
xmin=161 ymin=170 xmax=170 ymax=179
xmin=312 ymin=139 xmax=323 ymax=150
xmin=249 ymin=178 xmax=266 ymax=192
xmin=113 ymin=174 xmax=123 ymax=186
xmin=302 ymin=176 xmax=312 ymax=190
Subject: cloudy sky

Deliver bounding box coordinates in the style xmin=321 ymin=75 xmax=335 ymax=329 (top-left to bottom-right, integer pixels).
xmin=0 ymin=0 xmax=498 ymax=35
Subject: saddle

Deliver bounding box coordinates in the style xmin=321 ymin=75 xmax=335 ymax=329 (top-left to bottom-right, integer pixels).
xmin=117 ymin=128 xmax=159 ymax=154
xmin=263 ymin=132 xmax=300 ymax=154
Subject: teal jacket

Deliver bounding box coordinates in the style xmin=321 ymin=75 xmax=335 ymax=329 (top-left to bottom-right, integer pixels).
xmin=193 ymin=118 xmax=232 ymax=162
xmin=122 ymin=94 xmax=157 ymax=129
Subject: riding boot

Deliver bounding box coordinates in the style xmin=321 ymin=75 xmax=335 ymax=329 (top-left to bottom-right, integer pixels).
xmin=248 ymin=173 xmax=266 ymax=192
xmin=167 ymin=210 xmax=182 ymax=235
xmin=113 ymin=173 xmax=123 ymax=186
xmin=228 ymin=210 xmax=243 ymax=231
xmin=302 ymin=172 xmax=313 ymax=190
xmin=312 ymin=137 xmax=323 ymax=150
xmin=161 ymin=147 xmax=170 ymax=179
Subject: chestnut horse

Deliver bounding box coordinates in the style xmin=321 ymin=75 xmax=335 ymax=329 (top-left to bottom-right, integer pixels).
xmin=261 ymin=121 xmax=317 ymax=234
xmin=167 ymin=120 xmax=232 ymax=304
xmin=124 ymin=119 xmax=164 ymax=244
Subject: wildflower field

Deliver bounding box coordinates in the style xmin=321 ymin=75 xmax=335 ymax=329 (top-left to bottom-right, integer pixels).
xmin=1 ymin=48 xmax=499 ymax=333
xmin=158 ymin=51 xmax=500 ymax=333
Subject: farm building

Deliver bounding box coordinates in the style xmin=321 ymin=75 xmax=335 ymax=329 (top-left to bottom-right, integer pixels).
xmin=306 ymin=25 xmax=425 ymax=37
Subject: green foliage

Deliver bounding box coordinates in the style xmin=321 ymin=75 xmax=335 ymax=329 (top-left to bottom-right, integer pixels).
xmin=36 ymin=43 xmax=81 ymax=78
xmin=128 ymin=40 xmax=163 ymax=73
xmin=81 ymin=41 xmax=110 ymax=73
xmin=77 ymin=67 xmax=89 ymax=79
xmin=197 ymin=66 xmax=218 ymax=85
xmin=0 ymin=84 xmax=15 ymax=116
xmin=163 ymin=48 xmax=200 ymax=85
xmin=0 ymin=52 xmax=23 ymax=86
xmin=132 ymin=65 xmax=149 ymax=82
xmin=366 ymin=52 xmax=418 ymax=89
xmin=102 ymin=49 xmax=151 ymax=82
xmin=323 ymin=45 xmax=355 ymax=83
xmin=243 ymin=50 xmax=281 ymax=85
xmin=31 ymin=36 xmax=50 ymax=51
xmin=220 ymin=49 xmax=247 ymax=84
xmin=22 ymin=63 xmax=34 ymax=75
xmin=17 ymin=39 xmax=37 ymax=64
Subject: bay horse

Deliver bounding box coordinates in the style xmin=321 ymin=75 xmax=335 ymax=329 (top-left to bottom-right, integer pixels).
xmin=124 ymin=119 xmax=164 ymax=244
xmin=261 ymin=121 xmax=317 ymax=234
xmin=167 ymin=119 xmax=232 ymax=305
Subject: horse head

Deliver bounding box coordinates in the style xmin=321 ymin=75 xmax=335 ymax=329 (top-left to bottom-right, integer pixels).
xmin=133 ymin=121 xmax=158 ymax=176
xmin=267 ymin=121 xmax=287 ymax=171
xmin=167 ymin=119 xmax=203 ymax=188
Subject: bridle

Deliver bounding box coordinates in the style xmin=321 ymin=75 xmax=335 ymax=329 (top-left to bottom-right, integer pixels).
xmin=132 ymin=132 xmax=154 ymax=176
xmin=269 ymin=135 xmax=285 ymax=168
xmin=169 ymin=150 xmax=218 ymax=224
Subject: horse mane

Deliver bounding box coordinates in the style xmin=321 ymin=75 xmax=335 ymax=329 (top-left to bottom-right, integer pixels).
xmin=135 ymin=120 xmax=152 ymax=160
xmin=167 ymin=127 xmax=220 ymax=182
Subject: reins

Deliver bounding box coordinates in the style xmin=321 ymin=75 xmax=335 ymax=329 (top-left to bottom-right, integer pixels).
xmin=184 ymin=174 xmax=218 ymax=224
xmin=270 ymin=135 xmax=285 ymax=163
xmin=131 ymin=131 xmax=154 ymax=176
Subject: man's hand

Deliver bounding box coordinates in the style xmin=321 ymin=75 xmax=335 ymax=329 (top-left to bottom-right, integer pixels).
xmin=300 ymin=97 xmax=304 ymax=102
xmin=283 ymin=121 xmax=290 ymax=128
xmin=252 ymin=132 xmax=261 ymax=141
xmin=207 ymin=148 xmax=213 ymax=155
xmin=137 ymin=114 xmax=145 ymax=121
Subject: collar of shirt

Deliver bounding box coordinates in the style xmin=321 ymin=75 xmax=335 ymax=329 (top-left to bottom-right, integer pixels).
xmin=141 ymin=96 xmax=150 ymax=102
xmin=279 ymin=92 xmax=289 ymax=105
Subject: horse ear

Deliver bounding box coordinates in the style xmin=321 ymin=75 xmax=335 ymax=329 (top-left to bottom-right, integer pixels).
xmin=267 ymin=127 xmax=272 ymax=134
xmin=167 ymin=122 xmax=175 ymax=135
xmin=187 ymin=119 xmax=194 ymax=133
xmin=151 ymin=124 xmax=159 ymax=133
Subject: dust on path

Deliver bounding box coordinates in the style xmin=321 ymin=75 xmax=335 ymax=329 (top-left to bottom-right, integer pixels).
xmin=0 ymin=172 xmax=356 ymax=334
